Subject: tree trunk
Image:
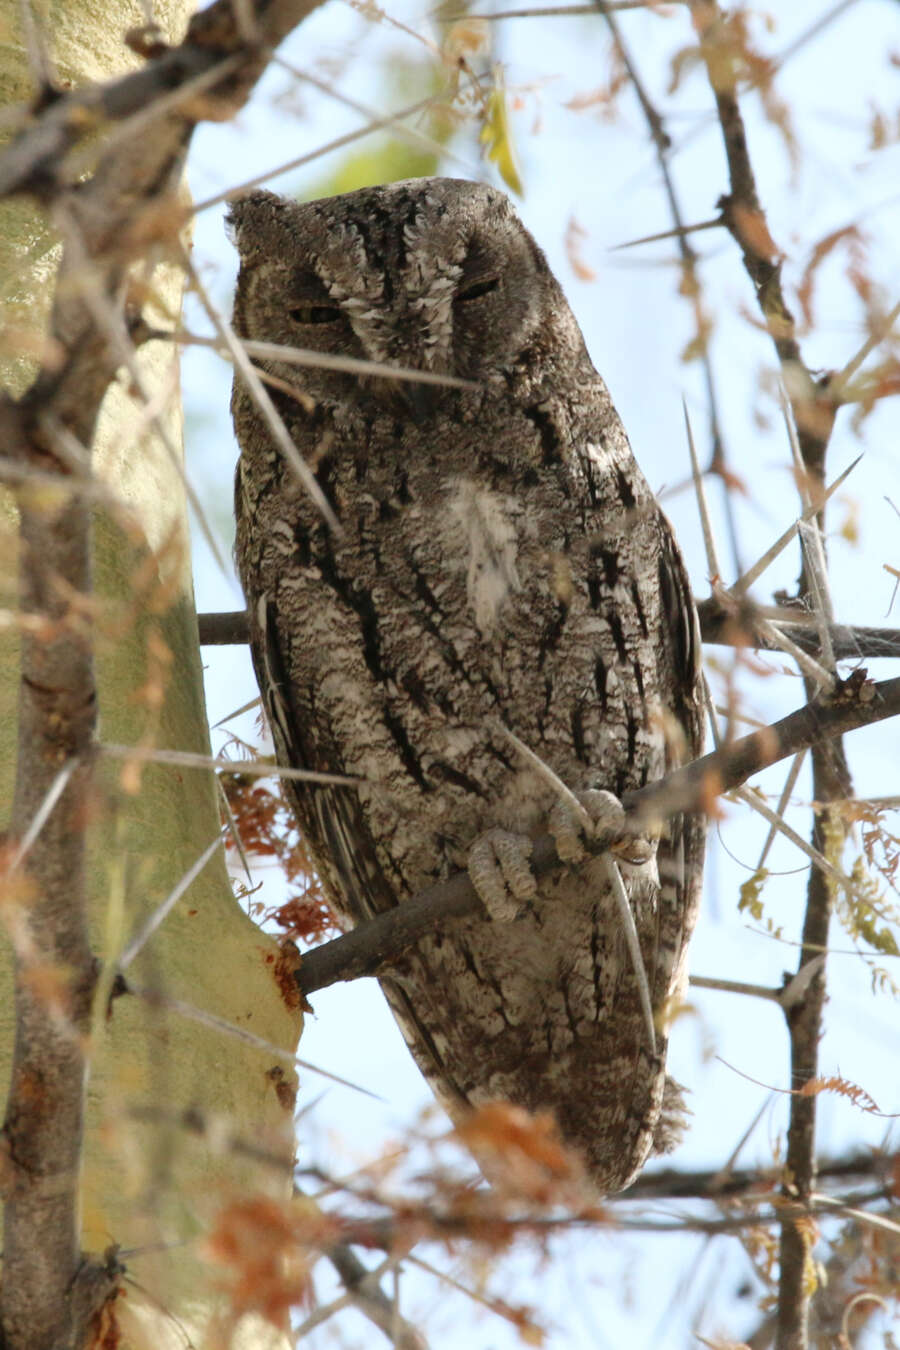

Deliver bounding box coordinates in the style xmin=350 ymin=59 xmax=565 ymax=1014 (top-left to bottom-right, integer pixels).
xmin=0 ymin=4 xmax=301 ymax=1345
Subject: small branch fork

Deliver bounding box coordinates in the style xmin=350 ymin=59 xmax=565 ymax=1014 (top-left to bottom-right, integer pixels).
xmin=0 ymin=2 xmax=327 ymax=1347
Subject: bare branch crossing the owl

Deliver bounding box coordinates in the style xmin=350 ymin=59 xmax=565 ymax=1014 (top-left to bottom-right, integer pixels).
xmin=229 ymin=177 xmax=707 ymax=1194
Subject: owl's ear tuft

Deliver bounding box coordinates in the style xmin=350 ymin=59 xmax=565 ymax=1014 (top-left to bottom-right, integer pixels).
xmin=225 ymin=190 xmax=286 ymax=252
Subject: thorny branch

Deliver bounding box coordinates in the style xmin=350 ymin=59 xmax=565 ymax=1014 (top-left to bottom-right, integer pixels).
xmin=689 ymin=6 xmax=871 ymax=1347
xmin=0 ymin=1 xmax=326 ymax=1346
xmin=3 ymin=444 xmax=106 ymax=1349
xmin=622 ymin=1149 xmax=897 ymax=1203
xmin=196 ymin=602 xmax=900 ymax=661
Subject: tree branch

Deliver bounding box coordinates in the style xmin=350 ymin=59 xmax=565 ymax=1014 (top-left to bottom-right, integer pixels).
xmin=296 ymin=672 xmax=900 ymax=998
xmin=618 ymin=1149 xmax=895 ymax=1203
xmin=2 ymin=454 xmax=105 ymax=1348
xmin=0 ymin=0 xmax=325 ymax=202
xmin=196 ymin=604 xmax=900 ymax=661
xmin=690 ymin=2 xmax=836 ymax=472
xmin=689 ymin=8 xmax=861 ymax=1346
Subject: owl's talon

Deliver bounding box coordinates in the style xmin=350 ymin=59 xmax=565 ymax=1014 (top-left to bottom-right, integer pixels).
xmin=611 ymin=834 xmax=655 ymax=867
xmin=468 ymin=829 xmax=537 ymax=921
xmin=549 ymin=788 xmax=653 ymax=867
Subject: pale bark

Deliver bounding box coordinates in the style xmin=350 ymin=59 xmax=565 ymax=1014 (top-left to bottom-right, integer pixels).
xmin=0 ymin=3 xmax=302 ymax=1346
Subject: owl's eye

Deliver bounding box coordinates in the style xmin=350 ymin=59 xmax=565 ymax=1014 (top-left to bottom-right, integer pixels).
xmin=289 ymin=303 xmax=343 ymax=325
xmin=456 ymin=277 xmax=499 ymax=303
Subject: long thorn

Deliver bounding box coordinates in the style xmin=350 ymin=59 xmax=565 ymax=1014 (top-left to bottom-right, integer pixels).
xmin=731 ymin=454 xmax=862 ymax=596
xmin=192 ymin=80 xmax=485 ymax=215
xmin=781 ymin=386 xmax=836 ymax=672
xmin=4 ymin=759 xmax=78 ymax=874
xmin=756 ymin=750 xmax=807 ymax=872
xmin=832 ymin=295 xmax=900 ymax=395
xmin=100 ymin=741 xmax=360 ymax=787
xmin=496 ymin=724 xmax=593 ymax=833
xmin=733 ymin=786 xmax=855 ymax=898
xmin=601 ymin=855 xmax=656 ymax=1054
xmin=755 ymin=616 xmax=835 ymax=692
xmin=119 ymin=830 xmax=226 ymax=969
xmin=126 ymin=984 xmax=384 ymax=1098
xmin=610 ymin=216 xmax=723 ymax=252
xmin=184 ymin=332 xmax=478 ymax=391
xmin=683 ymin=397 xmax=722 ymax=584
xmin=180 ymin=244 xmax=343 ymax=535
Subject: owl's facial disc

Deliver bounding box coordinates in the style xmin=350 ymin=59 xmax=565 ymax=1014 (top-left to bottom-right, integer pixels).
xmin=230 ymin=179 xmax=562 ymax=416
xmin=294 ymin=183 xmax=548 ymax=394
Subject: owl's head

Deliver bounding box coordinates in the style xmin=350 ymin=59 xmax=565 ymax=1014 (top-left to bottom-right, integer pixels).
xmin=227 ymin=178 xmax=578 ymax=412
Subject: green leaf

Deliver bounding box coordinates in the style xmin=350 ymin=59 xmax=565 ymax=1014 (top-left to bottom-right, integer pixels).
xmin=479 ymin=70 xmax=524 ymax=197
xmin=738 ymin=867 xmax=769 ymax=920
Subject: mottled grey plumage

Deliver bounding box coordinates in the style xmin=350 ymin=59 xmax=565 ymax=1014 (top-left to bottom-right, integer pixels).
xmin=229 ymin=178 xmax=706 ymax=1194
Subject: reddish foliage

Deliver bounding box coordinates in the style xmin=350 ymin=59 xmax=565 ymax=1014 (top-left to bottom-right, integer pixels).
xmin=797 ymin=225 xmax=866 ymax=328
xmin=454 ymin=1102 xmax=587 ymax=1204
xmin=270 ymin=892 xmax=339 ymax=945
xmin=206 ymin=1196 xmax=341 ymax=1330
xmin=270 ymin=940 xmax=304 ymax=1014
xmin=220 ymin=772 xmax=340 ymax=944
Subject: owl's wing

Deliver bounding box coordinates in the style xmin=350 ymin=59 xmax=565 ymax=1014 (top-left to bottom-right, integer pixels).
xmin=250 ymin=595 xmax=400 ymax=926
xmin=647 ymin=514 xmax=707 ymax=1156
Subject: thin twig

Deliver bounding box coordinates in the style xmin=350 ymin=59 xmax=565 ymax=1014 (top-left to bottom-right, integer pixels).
xmin=323 ymin=1243 xmax=427 ymax=1350
xmin=125 ymin=982 xmax=381 ymax=1098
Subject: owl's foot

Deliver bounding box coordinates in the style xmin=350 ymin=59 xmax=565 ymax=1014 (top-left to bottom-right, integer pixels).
xmin=468 ymin=829 xmax=538 ymax=921
xmin=549 ymin=788 xmax=654 ymax=867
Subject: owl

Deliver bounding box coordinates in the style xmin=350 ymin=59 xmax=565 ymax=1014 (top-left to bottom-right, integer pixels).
xmin=229 ymin=178 xmax=706 ymax=1195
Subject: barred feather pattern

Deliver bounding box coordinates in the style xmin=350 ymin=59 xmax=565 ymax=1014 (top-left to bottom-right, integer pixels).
xmin=230 ymin=178 xmax=706 ymax=1193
